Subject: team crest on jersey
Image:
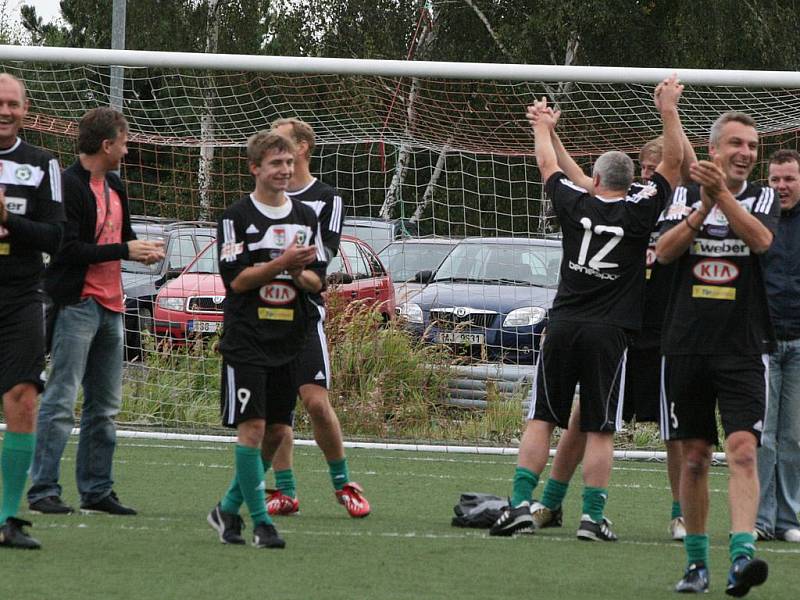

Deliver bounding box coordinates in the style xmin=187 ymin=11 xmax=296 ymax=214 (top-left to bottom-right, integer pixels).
xmin=14 ymin=165 xmax=32 ymax=182
xmin=296 ymin=231 xmax=307 ymax=246
xmin=273 ymin=227 xmax=286 ymax=248
xmin=705 ymin=206 xmax=729 ymax=238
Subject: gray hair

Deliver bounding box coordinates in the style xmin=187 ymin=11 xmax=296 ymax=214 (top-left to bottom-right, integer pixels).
xmin=709 ymin=111 xmax=756 ymax=146
xmin=592 ymin=151 xmax=634 ymax=191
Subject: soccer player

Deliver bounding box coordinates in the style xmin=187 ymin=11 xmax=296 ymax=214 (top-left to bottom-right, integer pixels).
xmin=489 ymin=76 xmax=684 ymax=540
xmin=207 ymin=131 xmax=326 ymax=549
xmin=526 ymin=132 xmax=693 ymax=541
xmin=0 ymin=73 xmax=64 ymax=550
xmin=28 ymin=107 xmax=164 ymax=518
xmin=756 ymin=149 xmax=800 ymax=544
xmin=656 ymin=112 xmax=778 ymax=595
xmin=262 ymin=118 xmax=369 ymax=518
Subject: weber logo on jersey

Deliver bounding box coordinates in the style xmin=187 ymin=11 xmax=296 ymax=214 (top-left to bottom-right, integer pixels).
xmin=3 ymin=197 xmax=27 ymax=216
xmin=248 ymin=223 xmax=312 ymax=252
xmin=690 ymin=239 xmax=750 ymax=257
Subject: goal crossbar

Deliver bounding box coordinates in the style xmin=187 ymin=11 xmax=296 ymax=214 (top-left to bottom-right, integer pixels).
xmin=1 ymin=44 xmax=800 ymax=87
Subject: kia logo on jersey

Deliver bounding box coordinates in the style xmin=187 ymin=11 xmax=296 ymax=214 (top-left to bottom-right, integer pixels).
xmin=259 ymin=282 xmax=297 ymax=305
xmin=692 ymin=259 xmax=739 ymax=284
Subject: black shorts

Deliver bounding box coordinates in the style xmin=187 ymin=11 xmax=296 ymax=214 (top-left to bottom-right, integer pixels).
xmin=0 ymin=301 xmax=47 ymax=396
xmin=296 ymin=317 xmax=330 ymax=389
xmin=622 ymin=345 xmax=661 ymax=423
xmin=661 ymin=354 xmax=768 ymax=446
xmin=220 ymin=361 xmax=298 ymax=428
xmin=529 ymin=320 xmax=628 ymax=433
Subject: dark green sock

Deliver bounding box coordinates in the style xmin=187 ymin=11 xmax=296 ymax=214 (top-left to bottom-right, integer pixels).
xmin=233 ymin=444 xmax=271 ymax=526
xmin=729 ymin=531 xmax=756 ymax=562
xmin=671 ymin=500 xmax=682 ymax=520
xmin=275 ymin=469 xmax=296 ymax=498
xmin=685 ymin=533 xmax=709 ymax=567
xmin=220 ymin=475 xmax=243 ymax=515
xmin=510 ymin=467 xmax=539 ymax=507
xmin=1 ymin=431 xmax=36 ymax=523
xmin=328 ymin=458 xmax=349 ymax=491
xmin=581 ymin=486 xmax=608 ymax=523
xmin=541 ymin=478 xmax=569 ymax=511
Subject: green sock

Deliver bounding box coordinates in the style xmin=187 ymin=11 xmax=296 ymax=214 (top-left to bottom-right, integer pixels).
xmin=581 ymin=486 xmax=608 ymax=523
xmin=328 ymin=458 xmax=349 ymax=491
xmin=685 ymin=533 xmax=709 ymax=567
xmin=729 ymin=531 xmax=756 ymax=562
xmin=1 ymin=432 xmax=36 ymax=523
xmin=275 ymin=469 xmax=296 ymax=498
xmin=220 ymin=475 xmax=243 ymax=515
xmin=671 ymin=500 xmax=682 ymax=520
xmin=510 ymin=467 xmax=539 ymax=507
xmin=541 ymin=478 xmax=569 ymax=511
xmin=233 ymin=444 xmax=271 ymax=526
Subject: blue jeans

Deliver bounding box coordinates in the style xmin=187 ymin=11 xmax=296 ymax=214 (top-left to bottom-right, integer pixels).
xmin=756 ymin=338 xmax=800 ymax=536
xmin=28 ymin=297 xmax=124 ymax=505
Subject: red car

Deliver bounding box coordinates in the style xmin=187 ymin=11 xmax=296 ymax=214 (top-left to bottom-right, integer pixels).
xmin=153 ymin=234 xmax=395 ymax=340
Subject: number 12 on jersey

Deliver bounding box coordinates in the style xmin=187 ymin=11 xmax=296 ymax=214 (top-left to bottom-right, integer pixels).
xmin=577 ymin=217 xmax=624 ymax=271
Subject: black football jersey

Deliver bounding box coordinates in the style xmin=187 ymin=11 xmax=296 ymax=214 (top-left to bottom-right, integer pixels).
xmin=659 ymin=181 xmax=779 ymax=355
xmin=634 ymin=215 xmax=678 ymax=349
xmin=546 ymin=171 xmax=670 ymax=330
xmin=0 ymin=138 xmax=64 ymax=305
xmin=217 ymin=195 xmax=326 ymax=367
xmin=286 ymin=178 xmax=343 ymax=310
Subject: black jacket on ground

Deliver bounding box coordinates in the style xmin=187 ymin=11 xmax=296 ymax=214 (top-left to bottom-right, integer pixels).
xmin=44 ymin=160 xmax=136 ymax=306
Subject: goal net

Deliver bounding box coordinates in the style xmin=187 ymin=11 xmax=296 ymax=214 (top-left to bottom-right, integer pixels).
xmin=1 ymin=48 xmax=798 ymax=446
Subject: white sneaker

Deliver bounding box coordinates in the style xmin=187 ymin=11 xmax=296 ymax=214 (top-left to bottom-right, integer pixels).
xmin=781 ymin=528 xmax=800 ymax=542
xmin=669 ymin=516 xmax=686 ymax=541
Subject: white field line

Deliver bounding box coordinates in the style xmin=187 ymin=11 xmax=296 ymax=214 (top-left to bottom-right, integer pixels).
xmin=29 ymin=521 xmax=800 ymax=555
xmin=0 ymin=424 xmax=728 ymax=464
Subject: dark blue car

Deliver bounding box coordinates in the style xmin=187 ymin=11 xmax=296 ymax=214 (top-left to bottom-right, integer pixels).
xmin=398 ymin=237 xmax=562 ymax=364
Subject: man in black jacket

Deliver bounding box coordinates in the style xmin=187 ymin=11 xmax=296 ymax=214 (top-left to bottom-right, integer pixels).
xmin=27 ymin=107 xmax=163 ymax=517
xmin=0 ymin=73 xmax=64 ymax=550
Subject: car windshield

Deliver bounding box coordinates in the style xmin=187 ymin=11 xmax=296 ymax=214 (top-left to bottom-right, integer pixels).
xmin=433 ymin=242 xmax=562 ymax=288
xmin=186 ymin=241 xmax=218 ymax=274
xmin=378 ymin=241 xmax=456 ymax=282
xmin=121 ymin=232 xmax=165 ymax=274
xmin=342 ymin=224 xmax=393 ymax=253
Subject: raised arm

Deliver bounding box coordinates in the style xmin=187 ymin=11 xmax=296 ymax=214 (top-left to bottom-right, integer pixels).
xmin=528 ymin=97 xmax=560 ymax=183
xmin=653 ymin=75 xmax=684 ymax=190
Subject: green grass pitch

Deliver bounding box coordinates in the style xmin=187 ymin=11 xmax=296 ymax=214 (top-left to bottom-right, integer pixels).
xmin=2 ymin=438 xmax=798 ymax=599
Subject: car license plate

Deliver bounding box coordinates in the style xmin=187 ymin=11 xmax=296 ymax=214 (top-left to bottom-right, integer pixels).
xmin=435 ymin=332 xmax=485 ymax=345
xmin=188 ymin=320 xmax=220 ymax=333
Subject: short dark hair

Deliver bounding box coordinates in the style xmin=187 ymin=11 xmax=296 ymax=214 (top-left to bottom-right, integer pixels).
xmin=709 ymin=111 xmax=757 ymax=146
xmin=78 ymin=107 xmax=128 ymax=154
xmin=246 ymin=130 xmax=296 ymax=166
xmin=768 ymin=148 xmax=800 ymax=169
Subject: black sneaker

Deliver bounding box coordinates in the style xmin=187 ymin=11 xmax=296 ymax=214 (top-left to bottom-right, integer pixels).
xmin=576 ymin=514 xmax=618 ymax=542
xmin=489 ymin=501 xmax=533 ymax=537
xmin=207 ymin=503 xmax=245 ymax=545
xmin=29 ymin=495 xmax=74 ymax=515
xmin=0 ymin=517 xmax=41 ymax=550
xmin=530 ymin=501 xmax=563 ymax=529
xmin=80 ymin=491 xmax=137 ymax=515
xmin=725 ymin=557 xmax=768 ymax=597
xmin=675 ymin=562 xmax=709 ymax=593
xmin=252 ymin=522 xmax=285 ymax=549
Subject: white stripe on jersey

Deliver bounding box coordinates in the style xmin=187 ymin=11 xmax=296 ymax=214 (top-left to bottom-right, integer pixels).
xmin=330 ymin=195 xmax=343 ymax=233
xmin=659 ymin=356 xmax=670 ymax=440
xmin=226 ymin=364 xmax=236 ymax=426
xmin=221 ymin=218 xmax=236 ymax=262
xmin=558 ymin=177 xmax=589 ymax=194
xmin=315 ymin=223 xmax=326 ymax=262
xmin=302 ymin=200 xmax=326 ymax=217
xmin=49 ymin=159 xmax=62 ymax=203
xmin=665 ymin=187 xmax=688 ymax=220
xmin=754 ymin=188 xmax=775 ymax=214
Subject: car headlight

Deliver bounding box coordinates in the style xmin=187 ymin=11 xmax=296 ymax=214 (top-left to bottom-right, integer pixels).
xmin=503 ymin=306 xmax=546 ymax=327
xmin=157 ymin=297 xmax=186 ymax=312
xmin=398 ymin=302 xmax=423 ymax=323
